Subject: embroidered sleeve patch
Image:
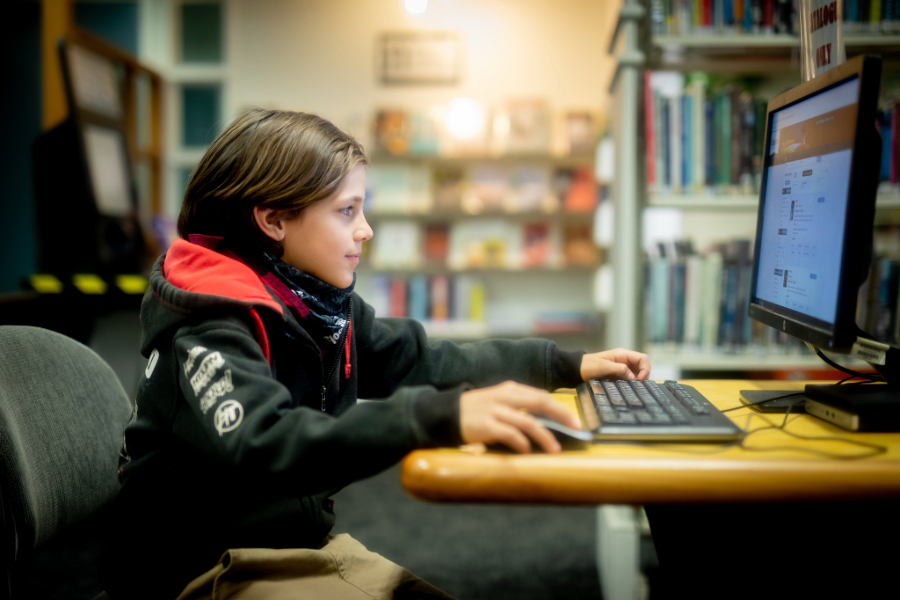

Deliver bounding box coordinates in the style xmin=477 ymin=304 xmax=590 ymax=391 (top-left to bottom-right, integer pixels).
xmin=199 ymin=369 xmax=234 ymax=414
xmin=190 ymin=351 xmax=225 ymax=395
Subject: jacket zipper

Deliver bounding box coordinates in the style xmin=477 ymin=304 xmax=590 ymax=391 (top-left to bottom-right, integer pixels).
xmin=320 ymin=300 xmax=352 ymax=412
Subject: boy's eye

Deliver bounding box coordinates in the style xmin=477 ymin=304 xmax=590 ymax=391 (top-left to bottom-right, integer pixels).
xmin=341 ymin=206 xmax=354 ymax=216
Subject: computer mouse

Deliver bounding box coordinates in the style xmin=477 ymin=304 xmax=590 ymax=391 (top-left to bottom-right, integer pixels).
xmin=534 ymin=418 xmax=593 ymax=451
xmin=487 ymin=418 xmax=592 ymax=453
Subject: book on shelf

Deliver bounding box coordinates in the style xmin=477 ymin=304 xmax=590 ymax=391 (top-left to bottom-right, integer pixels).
xmin=562 ymin=110 xmax=599 ymax=155
xmin=369 ymin=276 xmax=391 ymax=318
xmin=408 ymin=275 xmax=429 ymax=321
xmin=429 ymin=274 xmax=450 ymax=321
xmin=424 ymin=224 xmax=450 ymax=265
xmin=432 ymin=167 xmax=466 ymax=211
xmin=468 ymin=165 xmax=508 ymax=213
xmin=370 ymin=220 xmax=421 ymax=269
xmin=509 ymin=166 xmax=553 ymax=213
xmin=368 ymin=164 xmax=430 ymax=213
xmin=563 ymin=166 xmax=598 ymax=212
xmin=450 ymin=275 xmax=485 ymax=321
xmin=448 ymin=219 xmax=516 ymax=269
xmin=408 ymin=108 xmax=440 ymax=156
xmin=389 ymin=277 xmax=407 ymax=318
xmin=374 ymin=109 xmax=409 ymax=156
xmin=562 ymin=224 xmax=599 ymax=266
xmin=521 ymin=222 xmax=551 ymax=268
xmin=495 ymin=98 xmax=551 ymax=155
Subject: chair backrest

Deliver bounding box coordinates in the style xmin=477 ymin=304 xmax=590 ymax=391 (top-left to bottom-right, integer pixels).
xmin=0 ymin=325 xmax=133 ymax=566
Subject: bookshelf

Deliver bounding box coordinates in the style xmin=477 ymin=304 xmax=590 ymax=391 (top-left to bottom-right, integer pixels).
xmin=358 ymin=150 xmax=603 ymax=351
xmin=608 ymin=0 xmax=900 ymax=375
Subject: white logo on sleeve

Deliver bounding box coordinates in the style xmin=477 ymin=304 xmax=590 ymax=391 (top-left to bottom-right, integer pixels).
xmin=145 ymin=349 xmax=159 ymax=378
xmin=190 ymin=351 xmax=225 ymax=395
xmin=214 ymin=400 xmax=243 ymax=436
xmin=183 ymin=345 xmax=208 ymax=375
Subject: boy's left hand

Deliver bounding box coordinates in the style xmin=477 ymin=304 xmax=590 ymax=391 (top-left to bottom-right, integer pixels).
xmin=580 ymin=348 xmax=651 ymax=382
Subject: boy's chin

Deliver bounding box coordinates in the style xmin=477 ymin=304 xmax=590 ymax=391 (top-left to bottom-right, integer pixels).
xmin=322 ymin=272 xmax=354 ymax=289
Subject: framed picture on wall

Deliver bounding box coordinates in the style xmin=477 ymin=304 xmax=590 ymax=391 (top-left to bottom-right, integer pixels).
xmin=377 ymin=31 xmax=462 ymax=85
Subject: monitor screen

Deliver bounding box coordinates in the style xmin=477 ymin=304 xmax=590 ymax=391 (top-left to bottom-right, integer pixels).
xmin=82 ymin=123 xmax=134 ymax=218
xmin=66 ymin=43 xmax=123 ymax=120
xmin=754 ymin=76 xmax=859 ymax=332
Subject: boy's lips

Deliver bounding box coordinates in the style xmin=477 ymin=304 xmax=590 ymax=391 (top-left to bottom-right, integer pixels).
xmin=346 ymin=254 xmax=360 ymax=264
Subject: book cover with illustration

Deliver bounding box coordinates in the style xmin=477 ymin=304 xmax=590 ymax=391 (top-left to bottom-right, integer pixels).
xmin=522 ymin=222 xmax=550 ymax=268
xmin=562 ymin=224 xmax=599 ymax=266
xmin=432 ymin=167 xmax=466 ymax=211
xmin=564 ymin=166 xmax=598 ymax=213
xmin=496 ymin=99 xmax=551 ymax=155
xmin=374 ymin=109 xmax=409 ymax=156
xmin=508 ymin=166 xmax=552 ymax=213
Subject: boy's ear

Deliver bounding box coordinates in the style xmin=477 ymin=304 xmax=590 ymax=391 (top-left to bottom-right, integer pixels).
xmin=253 ymin=206 xmax=286 ymax=242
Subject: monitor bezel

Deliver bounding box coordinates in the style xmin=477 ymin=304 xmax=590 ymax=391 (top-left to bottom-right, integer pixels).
xmin=748 ymin=54 xmax=882 ymax=353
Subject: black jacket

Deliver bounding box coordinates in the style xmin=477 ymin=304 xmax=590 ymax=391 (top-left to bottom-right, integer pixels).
xmin=101 ymin=238 xmax=584 ymax=599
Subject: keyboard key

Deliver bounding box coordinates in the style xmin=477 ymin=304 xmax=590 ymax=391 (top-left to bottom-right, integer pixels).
xmin=616 ymin=381 xmax=644 ymax=408
xmin=601 ymin=381 xmax=628 ymax=409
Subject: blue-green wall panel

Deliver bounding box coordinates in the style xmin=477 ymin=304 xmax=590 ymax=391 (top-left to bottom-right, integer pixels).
xmin=0 ymin=2 xmax=41 ymax=293
xmin=182 ymin=85 xmax=221 ymax=147
xmin=74 ymin=2 xmax=139 ymax=56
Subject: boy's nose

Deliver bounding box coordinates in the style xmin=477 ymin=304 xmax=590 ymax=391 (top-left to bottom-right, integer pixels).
xmin=356 ymin=216 xmax=373 ymax=242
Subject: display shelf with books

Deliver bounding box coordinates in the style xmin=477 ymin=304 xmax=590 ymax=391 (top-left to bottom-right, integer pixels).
xmin=362 ymin=101 xmax=605 ymax=348
xmin=608 ymin=0 xmax=900 ymax=375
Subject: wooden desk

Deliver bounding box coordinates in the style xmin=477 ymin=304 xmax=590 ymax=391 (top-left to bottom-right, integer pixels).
xmin=401 ymin=380 xmax=900 ymax=505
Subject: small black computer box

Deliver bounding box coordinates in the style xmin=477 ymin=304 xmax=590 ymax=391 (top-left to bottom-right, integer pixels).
xmin=804 ymin=384 xmax=900 ymax=432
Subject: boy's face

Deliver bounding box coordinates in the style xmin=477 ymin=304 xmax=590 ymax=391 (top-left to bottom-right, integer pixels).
xmin=280 ymin=164 xmax=372 ymax=288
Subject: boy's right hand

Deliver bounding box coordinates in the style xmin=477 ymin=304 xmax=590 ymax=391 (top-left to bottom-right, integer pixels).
xmin=459 ymin=381 xmax=581 ymax=454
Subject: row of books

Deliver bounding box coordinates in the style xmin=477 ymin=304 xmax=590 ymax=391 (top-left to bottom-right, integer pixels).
xmin=645 ymin=238 xmax=780 ymax=351
xmin=645 ymin=238 xmax=819 ymax=354
xmin=367 ymin=274 xmax=485 ymax=322
xmin=366 ymin=163 xmax=599 ymax=214
xmin=367 ymin=220 xmax=599 ymax=271
xmin=646 ymin=232 xmax=900 ymax=352
xmin=650 ymin=0 xmax=796 ymax=36
xmin=373 ymin=102 xmax=600 ymax=158
xmin=366 ymin=274 xmax=597 ymax=336
xmin=645 ymin=71 xmax=767 ymax=195
xmin=650 ymin=0 xmax=900 ymax=36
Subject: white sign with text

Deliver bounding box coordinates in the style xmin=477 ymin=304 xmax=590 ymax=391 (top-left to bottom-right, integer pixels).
xmin=799 ymin=0 xmax=847 ymax=81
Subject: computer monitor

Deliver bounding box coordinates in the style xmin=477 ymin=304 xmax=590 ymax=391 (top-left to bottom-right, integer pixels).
xmin=32 ymin=37 xmax=144 ymax=276
xmin=745 ymin=55 xmax=900 ymax=428
xmin=749 ymin=54 xmax=883 ymax=361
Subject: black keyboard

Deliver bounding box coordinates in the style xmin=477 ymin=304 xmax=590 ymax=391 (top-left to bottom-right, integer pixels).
xmin=575 ymin=380 xmax=743 ymax=442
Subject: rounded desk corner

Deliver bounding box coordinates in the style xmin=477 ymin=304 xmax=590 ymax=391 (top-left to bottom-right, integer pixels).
xmin=400 ymin=450 xmax=441 ymax=501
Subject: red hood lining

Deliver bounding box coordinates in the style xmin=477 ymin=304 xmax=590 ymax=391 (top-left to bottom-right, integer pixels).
xmin=163 ymin=239 xmax=283 ymax=316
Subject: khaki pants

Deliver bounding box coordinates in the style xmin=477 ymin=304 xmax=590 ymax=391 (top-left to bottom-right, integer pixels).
xmin=175 ymin=534 xmax=458 ymax=600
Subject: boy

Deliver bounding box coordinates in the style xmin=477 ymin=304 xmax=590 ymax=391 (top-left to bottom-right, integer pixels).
xmin=101 ymin=108 xmax=650 ymax=599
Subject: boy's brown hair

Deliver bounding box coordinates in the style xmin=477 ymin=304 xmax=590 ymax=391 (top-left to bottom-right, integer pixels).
xmin=178 ymin=108 xmax=368 ymax=256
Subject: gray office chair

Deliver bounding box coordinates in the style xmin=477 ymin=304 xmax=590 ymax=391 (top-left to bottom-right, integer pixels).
xmin=0 ymin=326 xmax=133 ymax=599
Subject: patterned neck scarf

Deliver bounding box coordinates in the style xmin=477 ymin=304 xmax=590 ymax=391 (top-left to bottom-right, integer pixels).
xmin=260 ymin=253 xmax=354 ymax=348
